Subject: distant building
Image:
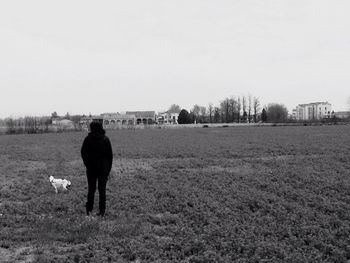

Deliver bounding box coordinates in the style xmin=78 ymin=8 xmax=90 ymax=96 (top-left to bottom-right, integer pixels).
xmin=157 ymin=109 xmax=181 ymax=124
xmin=80 ymin=115 xmax=104 ymax=130
xmin=51 ymin=117 xmax=74 ymax=127
xmin=51 ymin=118 xmax=75 ymax=131
xmin=126 ymin=111 xmax=157 ymax=125
xmin=295 ymin=102 xmax=332 ymax=121
xmin=101 ymin=113 xmax=136 ymax=127
xmin=80 ymin=111 xmax=157 ymax=130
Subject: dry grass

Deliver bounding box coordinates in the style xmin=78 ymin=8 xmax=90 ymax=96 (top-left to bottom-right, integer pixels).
xmin=0 ymin=126 xmax=349 ymax=262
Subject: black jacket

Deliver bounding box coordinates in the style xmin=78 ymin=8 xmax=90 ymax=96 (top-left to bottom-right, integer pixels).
xmin=81 ymin=131 xmax=113 ymax=175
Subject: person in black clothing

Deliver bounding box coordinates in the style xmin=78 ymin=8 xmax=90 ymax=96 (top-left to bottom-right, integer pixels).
xmin=81 ymin=121 xmax=113 ymax=217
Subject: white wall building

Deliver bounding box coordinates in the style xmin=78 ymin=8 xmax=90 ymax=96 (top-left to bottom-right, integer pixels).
xmin=295 ymin=102 xmax=332 ymax=121
xmin=157 ymin=110 xmax=180 ymax=124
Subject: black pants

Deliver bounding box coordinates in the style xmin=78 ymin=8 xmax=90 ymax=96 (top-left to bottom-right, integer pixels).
xmin=86 ymin=170 xmax=108 ymax=215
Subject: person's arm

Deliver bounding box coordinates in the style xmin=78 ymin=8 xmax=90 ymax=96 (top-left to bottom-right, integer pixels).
xmin=81 ymin=137 xmax=89 ymax=167
xmin=105 ymin=137 xmax=113 ymax=173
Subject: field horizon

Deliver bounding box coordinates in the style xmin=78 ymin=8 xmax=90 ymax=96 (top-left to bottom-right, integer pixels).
xmin=0 ymin=125 xmax=349 ymax=262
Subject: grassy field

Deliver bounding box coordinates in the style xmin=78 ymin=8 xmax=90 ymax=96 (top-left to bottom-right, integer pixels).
xmin=0 ymin=125 xmax=349 ymax=262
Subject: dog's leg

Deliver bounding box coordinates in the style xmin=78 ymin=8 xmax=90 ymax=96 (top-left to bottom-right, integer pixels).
xmin=55 ymin=187 xmax=58 ymax=194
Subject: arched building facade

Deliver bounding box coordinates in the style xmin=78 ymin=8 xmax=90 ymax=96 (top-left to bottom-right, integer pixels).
xmin=81 ymin=111 xmax=157 ymax=130
xmin=126 ymin=111 xmax=156 ymax=125
xmin=101 ymin=113 xmax=136 ymax=129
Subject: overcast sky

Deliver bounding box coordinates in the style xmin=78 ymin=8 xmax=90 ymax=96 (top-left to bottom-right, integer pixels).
xmin=1 ymin=0 xmax=350 ymax=117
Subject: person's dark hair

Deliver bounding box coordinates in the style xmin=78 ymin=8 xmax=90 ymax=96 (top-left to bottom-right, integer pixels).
xmin=89 ymin=122 xmax=105 ymax=134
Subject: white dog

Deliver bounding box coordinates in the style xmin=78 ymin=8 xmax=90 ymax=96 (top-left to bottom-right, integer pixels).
xmin=49 ymin=175 xmax=71 ymax=194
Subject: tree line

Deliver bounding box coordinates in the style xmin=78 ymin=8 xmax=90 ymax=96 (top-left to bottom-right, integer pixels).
xmin=176 ymin=95 xmax=289 ymax=124
xmin=1 ymin=116 xmax=52 ymax=134
xmin=0 ymin=95 xmax=291 ymax=134
xmin=0 ymin=113 xmax=82 ymax=134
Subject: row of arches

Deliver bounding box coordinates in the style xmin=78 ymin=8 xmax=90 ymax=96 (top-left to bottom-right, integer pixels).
xmin=104 ymin=119 xmax=133 ymax=125
xmin=103 ymin=118 xmax=155 ymax=126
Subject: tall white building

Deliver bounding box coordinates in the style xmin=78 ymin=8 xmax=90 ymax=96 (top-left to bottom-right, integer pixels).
xmin=295 ymin=102 xmax=332 ymax=121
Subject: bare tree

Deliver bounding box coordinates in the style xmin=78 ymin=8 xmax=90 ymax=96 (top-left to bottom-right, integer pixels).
xmin=4 ymin=116 xmax=51 ymax=134
xmin=229 ymin=96 xmax=237 ymax=123
xmin=24 ymin=116 xmax=34 ymax=133
xmin=0 ymin=118 xmax=5 ymax=132
xmin=43 ymin=117 xmax=51 ymax=132
xmin=214 ymin=93 xmax=260 ymax=123
xmin=248 ymin=94 xmax=252 ymax=123
xmin=208 ymin=103 xmax=214 ymax=123
xmin=214 ymin=107 xmax=221 ymax=123
xmin=199 ymin=106 xmax=207 ymax=123
xmin=253 ymin=97 xmax=260 ymax=123
xmin=168 ymin=104 xmax=181 ymax=112
xmin=5 ymin=117 xmax=15 ymax=134
xmin=191 ymin=104 xmax=201 ymax=123
xmin=16 ymin=118 xmax=24 ymax=134
xmin=225 ymin=98 xmax=230 ymax=123
xmin=220 ymin=98 xmax=230 ymax=123
xmin=219 ymin=100 xmax=225 ymax=122
xmin=242 ymin=96 xmax=247 ymax=123
xmin=237 ymin=97 xmax=241 ymax=123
